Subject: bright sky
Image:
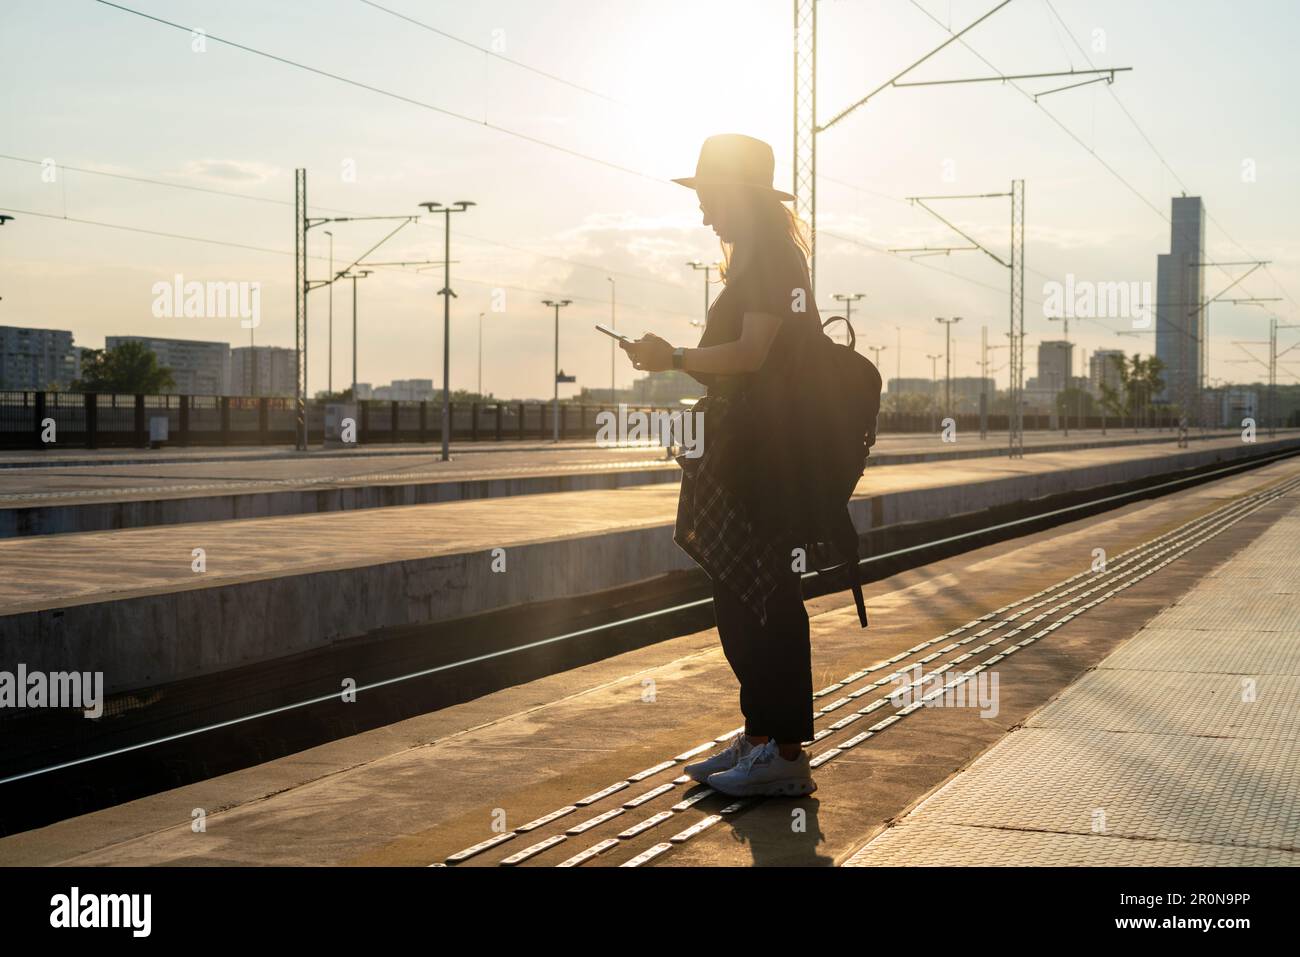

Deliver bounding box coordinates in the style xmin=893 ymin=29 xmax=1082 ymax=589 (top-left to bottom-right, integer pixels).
xmin=2 ymin=0 xmax=1297 ymax=398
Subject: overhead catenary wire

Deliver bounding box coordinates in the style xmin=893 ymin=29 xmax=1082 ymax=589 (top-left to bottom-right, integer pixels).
xmin=1039 ymin=0 xmax=1299 ymax=319
xmin=0 ymin=150 xmax=1043 ymax=322
xmin=0 ymin=205 xmax=701 ymax=323
xmin=66 ymin=0 xmax=1296 ymax=346
xmin=904 ymin=0 xmax=1279 ymax=319
xmin=0 ymin=156 xmax=695 ymax=298
xmin=79 ymin=0 xmax=1080 ymax=319
xmin=354 ymin=0 xmax=631 ymax=107
xmin=90 ymin=0 xmax=661 ymax=186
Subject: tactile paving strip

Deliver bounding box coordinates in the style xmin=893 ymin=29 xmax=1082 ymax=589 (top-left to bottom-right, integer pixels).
xmin=1177 ymin=583 xmax=1300 ymax=604
xmin=1154 ymin=595 xmax=1300 ymax=632
xmin=845 ymin=820 xmax=1300 ymax=866
xmin=1098 ymin=627 xmax=1300 ymax=675
xmin=880 ymin=726 xmax=1300 ymax=849
xmin=844 ymin=493 xmax=1300 ymax=867
xmin=1025 ymin=670 xmax=1300 ymax=740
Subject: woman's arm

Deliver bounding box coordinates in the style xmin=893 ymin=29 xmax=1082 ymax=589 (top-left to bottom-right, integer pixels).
xmin=620 ymin=311 xmax=783 ymax=375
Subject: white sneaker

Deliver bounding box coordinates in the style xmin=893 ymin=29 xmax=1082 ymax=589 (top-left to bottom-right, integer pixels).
xmin=706 ymin=740 xmax=817 ymax=797
xmin=684 ymin=732 xmax=754 ymax=783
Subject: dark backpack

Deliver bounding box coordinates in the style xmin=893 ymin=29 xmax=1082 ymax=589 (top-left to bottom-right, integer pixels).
xmin=740 ymin=313 xmax=883 ymax=626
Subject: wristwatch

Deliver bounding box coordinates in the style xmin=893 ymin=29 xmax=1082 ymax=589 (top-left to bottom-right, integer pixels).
xmin=671 ymin=347 xmax=687 ymax=370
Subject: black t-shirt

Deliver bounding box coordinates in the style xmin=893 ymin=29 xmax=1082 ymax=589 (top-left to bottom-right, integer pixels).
xmin=689 ymin=244 xmax=819 ymax=395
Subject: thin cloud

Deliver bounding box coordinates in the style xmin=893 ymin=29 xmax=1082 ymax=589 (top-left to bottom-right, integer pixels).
xmin=177 ymin=159 xmax=281 ymax=184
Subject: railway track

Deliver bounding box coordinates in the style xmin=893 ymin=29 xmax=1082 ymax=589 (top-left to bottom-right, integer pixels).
xmin=434 ymin=465 xmax=1300 ymax=867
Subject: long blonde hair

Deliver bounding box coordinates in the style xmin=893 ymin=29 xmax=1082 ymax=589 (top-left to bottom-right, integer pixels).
xmin=718 ymin=188 xmax=812 ymax=288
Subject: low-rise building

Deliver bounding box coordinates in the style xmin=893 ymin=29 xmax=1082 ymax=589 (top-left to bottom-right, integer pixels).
xmin=0 ymin=325 xmax=79 ymax=390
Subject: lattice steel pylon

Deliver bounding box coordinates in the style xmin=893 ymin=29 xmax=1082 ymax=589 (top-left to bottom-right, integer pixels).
xmin=1008 ymin=178 xmax=1025 ymax=458
xmin=294 ymin=168 xmax=308 ymax=451
xmin=793 ymin=0 xmax=816 ymax=292
xmin=893 ymin=181 xmax=1026 ymax=457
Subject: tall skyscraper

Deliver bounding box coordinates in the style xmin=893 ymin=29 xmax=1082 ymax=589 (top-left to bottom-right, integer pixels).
xmin=1155 ymin=196 xmax=1206 ymax=405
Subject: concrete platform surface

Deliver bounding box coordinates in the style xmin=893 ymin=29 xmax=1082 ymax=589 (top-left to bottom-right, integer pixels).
xmin=844 ymin=487 xmax=1300 ymax=866
xmin=1 ymin=435 xmax=1287 ymax=616
xmin=2 ymin=457 xmax=1295 ymax=866
xmin=0 ymin=429 xmax=1264 ymax=509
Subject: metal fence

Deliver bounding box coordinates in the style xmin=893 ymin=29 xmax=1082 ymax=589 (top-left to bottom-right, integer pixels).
xmin=0 ymin=390 xmax=1190 ymax=450
xmin=0 ymin=391 xmax=700 ymax=449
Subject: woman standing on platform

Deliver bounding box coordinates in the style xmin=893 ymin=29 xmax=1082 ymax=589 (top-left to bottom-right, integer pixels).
xmin=619 ymin=133 xmax=820 ymax=797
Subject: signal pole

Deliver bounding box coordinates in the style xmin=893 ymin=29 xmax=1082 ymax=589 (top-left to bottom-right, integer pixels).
xmin=544 ymin=299 xmax=573 ymax=442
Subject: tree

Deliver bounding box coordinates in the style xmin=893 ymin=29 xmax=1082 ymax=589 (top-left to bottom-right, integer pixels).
xmin=881 ymin=391 xmax=933 ymax=416
xmin=314 ymin=387 xmax=355 ymax=402
xmin=1097 ymin=353 xmax=1127 ymax=420
xmin=1099 ymin=381 xmax=1125 ymax=420
xmin=1142 ymin=356 xmax=1166 ymax=422
xmin=1056 ymin=386 xmax=1095 ymax=418
xmin=1112 ymin=353 xmax=1165 ymax=427
xmin=72 ymin=341 xmax=175 ymax=393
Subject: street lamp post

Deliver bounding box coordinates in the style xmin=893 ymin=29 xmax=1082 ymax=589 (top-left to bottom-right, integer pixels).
xmin=935 ymin=316 xmax=962 ymax=418
xmin=888 ymin=321 xmax=903 ymax=383
xmin=834 ymin=293 xmax=865 ymax=347
xmin=339 ymin=269 xmax=373 ymax=401
xmin=0 ymin=215 xmax=13 ymax=306
xmin=477 ymin=312 xmax=485 ymax=398
xmin=686 ymin=260 xmax=720 ymax=326
xmin=606 ymin=277 xmax=617 ymax=403
xmin=927 ymin=352 xmax=942 ymax=432
xmin=543 ymin=299 xmax=573 ymax=442
xmin=419 ymin=201 xmax=476 ymax=461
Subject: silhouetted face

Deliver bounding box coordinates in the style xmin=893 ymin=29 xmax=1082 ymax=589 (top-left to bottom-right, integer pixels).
xmin=696 ymin=184 xmax=747 ymax=243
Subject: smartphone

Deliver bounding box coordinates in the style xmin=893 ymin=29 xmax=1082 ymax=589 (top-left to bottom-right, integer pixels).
xmin=595 ymin=323 xmax=633 ymax=344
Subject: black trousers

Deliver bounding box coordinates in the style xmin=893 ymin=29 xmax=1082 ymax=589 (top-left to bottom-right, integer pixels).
xmin=711 ymin=573 xmax=814 ymax=745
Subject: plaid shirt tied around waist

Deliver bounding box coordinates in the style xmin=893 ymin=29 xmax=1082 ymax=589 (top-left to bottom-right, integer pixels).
xmin=672 ymin=392 xmax=791 ymax=627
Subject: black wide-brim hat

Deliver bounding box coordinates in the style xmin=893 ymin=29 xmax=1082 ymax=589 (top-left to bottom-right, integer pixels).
xmin=671 ymin=133 xmax=797 ymax=203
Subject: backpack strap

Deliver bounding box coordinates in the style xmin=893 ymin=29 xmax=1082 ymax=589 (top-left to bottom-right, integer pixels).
xmin=832 ymin=510 xmax=868 ymax=628
xmin=822 ymin=314 xmax=856 ymax=350
xmin=850 ymin=575 xmax=868 ymax=628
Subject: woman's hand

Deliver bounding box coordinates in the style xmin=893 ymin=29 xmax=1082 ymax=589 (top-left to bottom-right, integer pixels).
xmin=619 ymin=333 xmax=674 ymax=372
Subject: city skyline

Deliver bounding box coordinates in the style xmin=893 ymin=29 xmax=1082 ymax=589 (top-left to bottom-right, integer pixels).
xmin=2 ymin=0 xmax=1297 ymax=402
